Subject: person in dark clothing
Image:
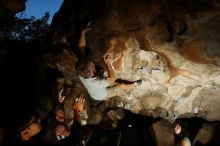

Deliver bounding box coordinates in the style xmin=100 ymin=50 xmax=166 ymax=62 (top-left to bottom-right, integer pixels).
xmin=2 ymin=121 xmax=83 ymax=146
xmin=55 ymin=95 xmax=85 ymax=146
xmin=17 ymin=88 xmax=66 ymax=143
xmin=174 ymin=120 xmax=192 ymax=146
xmin=2 ymin=89 xmax=85 ymax=146
xmin=55 ymin=118 xmax=83 ymax=146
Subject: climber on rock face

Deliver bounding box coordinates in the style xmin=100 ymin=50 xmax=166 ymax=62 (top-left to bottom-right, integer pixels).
xmin=77 ymin=55 xmax=142 ymax=101
xmin=77 ymin=27 xmax=142 ymax=101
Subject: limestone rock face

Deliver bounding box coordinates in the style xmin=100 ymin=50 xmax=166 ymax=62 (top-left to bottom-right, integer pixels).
xmin=111 ymin=37 xmax=220 ymax=122
xmin=50 ymin=0 xmax=220 ymax=121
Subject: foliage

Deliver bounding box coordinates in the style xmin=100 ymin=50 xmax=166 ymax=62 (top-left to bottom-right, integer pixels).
xmin=0 ymin=11 xmax=50 ymax=41
xmin=0 ymin=9 xmax=51 ymax=83
xmin=0 ymin=8 xmax=51 ymax=128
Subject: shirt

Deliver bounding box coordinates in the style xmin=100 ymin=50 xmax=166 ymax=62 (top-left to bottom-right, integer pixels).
xmin=79 ymin=75 xmax=109 ymax=100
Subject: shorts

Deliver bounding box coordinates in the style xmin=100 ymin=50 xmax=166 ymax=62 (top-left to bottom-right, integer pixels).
xmin=107 ymin=85 xmax=124 ymax=99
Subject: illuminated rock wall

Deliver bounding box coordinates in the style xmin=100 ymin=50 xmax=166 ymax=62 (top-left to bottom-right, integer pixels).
xmin=50 ymin=0 xmax=220 ymax=122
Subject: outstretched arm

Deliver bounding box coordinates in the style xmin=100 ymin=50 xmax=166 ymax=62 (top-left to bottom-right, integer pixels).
xmin=73 ymin=95 xmax=85 ymax=123
xmin=57 ymin=96 xmax=84 ymax=145
xmin=78 ymin=28 xmax=92 ymax=54
xmin=104 ymin=55 xmax=116 ymax=86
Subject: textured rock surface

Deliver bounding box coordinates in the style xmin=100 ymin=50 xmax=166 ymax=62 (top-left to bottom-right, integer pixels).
xmin=50 ymin=0 xmax=220 ymax=122
xmin=193 ymin=122 xmax=220 ymax=145
xmin=150 ymin=119 xmax=175 ymax=146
